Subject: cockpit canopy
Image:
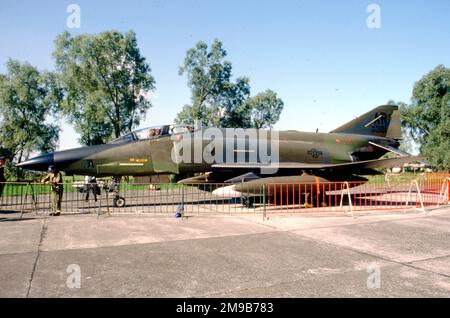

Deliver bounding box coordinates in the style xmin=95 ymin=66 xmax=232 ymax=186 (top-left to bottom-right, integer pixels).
xmin=109 ymin=125 xmax=196 ymax=144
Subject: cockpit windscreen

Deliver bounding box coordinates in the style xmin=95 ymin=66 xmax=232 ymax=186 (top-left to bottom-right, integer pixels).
xmin=109 ymin=125 xmax=196 ymax=144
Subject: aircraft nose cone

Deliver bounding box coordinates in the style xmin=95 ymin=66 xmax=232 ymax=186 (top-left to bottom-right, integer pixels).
xmin=16 ymin=153 xmax=54 ymax=171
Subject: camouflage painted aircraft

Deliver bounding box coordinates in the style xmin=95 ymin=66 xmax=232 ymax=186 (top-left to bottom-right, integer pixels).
xmin=17 ymin=105 xmax=423 ymax=207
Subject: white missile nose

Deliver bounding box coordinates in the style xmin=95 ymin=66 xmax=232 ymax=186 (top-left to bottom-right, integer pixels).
xmin=212 ymin=185 xmax=241 ymax=198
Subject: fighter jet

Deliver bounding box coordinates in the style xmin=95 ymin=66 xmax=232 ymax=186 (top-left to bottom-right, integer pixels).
xmin=17 ymin=105 xmax=424 ymax=207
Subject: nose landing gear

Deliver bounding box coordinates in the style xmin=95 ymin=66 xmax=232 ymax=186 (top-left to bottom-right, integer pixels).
xmin=113 ymin=195 xmax=126 ymax=208
xmin=108 ymin=176 xmax=126 ymax=208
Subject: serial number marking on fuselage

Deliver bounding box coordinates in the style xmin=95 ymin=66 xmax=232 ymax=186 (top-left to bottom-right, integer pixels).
xmin=129 ymin=158 xmax=149 ymax=163
xmin=119 ymin=163 xmax=145 ymax=166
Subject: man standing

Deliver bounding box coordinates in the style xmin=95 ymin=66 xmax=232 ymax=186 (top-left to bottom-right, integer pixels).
xmin=0 ymin=157 xmax=6 ymax=197
xmin=84 ymin=175 xmax=98 ymax=202
xmin=41 ymin=165 xmax=63 ymax=216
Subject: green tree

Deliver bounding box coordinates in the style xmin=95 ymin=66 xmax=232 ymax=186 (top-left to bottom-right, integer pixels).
xmin=176 ymin=39 xmax=283 ymax=128
xmin=386 ymin=100 xmax=416 ymax=154
xmin=240 ymin=90 xmax=284 ymax=129
xmin=53 ymin=30 xmax=155 ymax=145
xmin=0 ymin=60 xmax=61 ymax=179
xmin=401 ymin=65 xmax=450 ymax=169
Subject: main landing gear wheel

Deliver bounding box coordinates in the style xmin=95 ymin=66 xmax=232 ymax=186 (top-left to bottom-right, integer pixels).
xmin=113 ymin=196 xmax=126 ymax=208
xmin=242 ymin=196 xmax=254 ymax=208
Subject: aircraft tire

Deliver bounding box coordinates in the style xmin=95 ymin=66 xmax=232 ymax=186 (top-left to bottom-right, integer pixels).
xmin=242 ymin=196 xmax=254 ymax=208
xmin=113 ymin=196 xmax=126 ymax=208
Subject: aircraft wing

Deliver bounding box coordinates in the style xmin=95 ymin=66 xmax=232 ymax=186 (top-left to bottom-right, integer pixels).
xmin=212 ymin=156 xmax=426 ymax=171
xmin=176 ymin=172 xmax=212 ymax=184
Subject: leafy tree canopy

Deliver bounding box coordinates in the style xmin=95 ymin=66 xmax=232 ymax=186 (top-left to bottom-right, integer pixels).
xmin=400 ymin=65 xmax=450 ymax=169
xmin=175 ymin=39 xmax=283 ymax=129
xmin=53 ymin=30 xmax=155 ymax=145
xmin=0 ymin=59 xmax=61 ymax=179
xmin=240 ymin=90 xmax=284 ymax=129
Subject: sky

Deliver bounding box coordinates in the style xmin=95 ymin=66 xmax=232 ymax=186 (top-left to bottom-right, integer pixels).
xmin=1 ymin=0 xmax=449 ymax=150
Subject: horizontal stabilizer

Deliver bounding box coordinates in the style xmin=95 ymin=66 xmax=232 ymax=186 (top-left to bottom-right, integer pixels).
xmin=368 ymin=141 xmax=411 ymax=157
xmin=369 ymin=142 xmax=431 ymax=166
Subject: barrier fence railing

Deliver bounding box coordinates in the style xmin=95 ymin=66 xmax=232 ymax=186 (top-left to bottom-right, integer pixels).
xmin=0 ymin=173 xmax=449 ymax=217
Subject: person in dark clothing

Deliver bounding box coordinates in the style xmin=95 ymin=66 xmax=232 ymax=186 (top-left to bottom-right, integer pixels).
xmin=84 ymin=176 xmax=98 ymax=202
xmin=0 ymin=157 xmax=6 ymax=197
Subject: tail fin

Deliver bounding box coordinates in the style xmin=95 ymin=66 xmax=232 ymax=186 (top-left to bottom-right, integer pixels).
xmin=330 ymin=105 xmax=402 ymax=139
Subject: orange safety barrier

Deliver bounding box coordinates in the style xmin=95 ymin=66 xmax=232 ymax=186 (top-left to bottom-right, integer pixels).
xmin=263 ymin=173 xmax=450 ymax=215
xmin=0 ymin=173 xmax=449 ymax=216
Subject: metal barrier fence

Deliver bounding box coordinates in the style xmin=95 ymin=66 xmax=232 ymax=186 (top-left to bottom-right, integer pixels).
xmin=0 ymin=173 xmax=449 ymax=217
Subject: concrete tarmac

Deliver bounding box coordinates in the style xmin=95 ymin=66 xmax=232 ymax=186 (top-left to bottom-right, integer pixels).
xmin=1 ymin=207 xmax=450 ymax=297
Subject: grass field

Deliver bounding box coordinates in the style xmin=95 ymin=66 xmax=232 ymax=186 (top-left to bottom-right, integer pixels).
xmin=0 ymin=179 xmax=185 ymax=196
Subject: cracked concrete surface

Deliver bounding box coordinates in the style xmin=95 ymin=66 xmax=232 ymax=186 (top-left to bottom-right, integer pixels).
xmin=1 ymin=208 xmax=450 ymax=297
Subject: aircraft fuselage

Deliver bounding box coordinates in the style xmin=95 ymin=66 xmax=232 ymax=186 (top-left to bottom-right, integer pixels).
xmin=17 ymin=129 xmax=398 ymax=177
